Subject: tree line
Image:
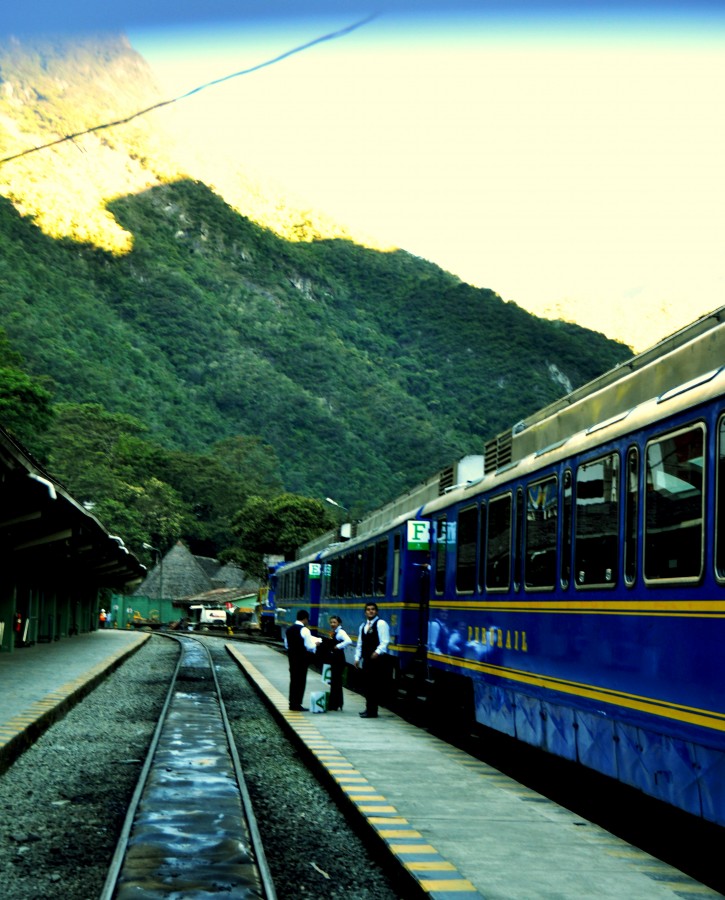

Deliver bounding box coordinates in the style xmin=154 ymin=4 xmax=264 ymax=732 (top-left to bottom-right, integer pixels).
xmin=0 ymin=331 xmax=335 ymax=577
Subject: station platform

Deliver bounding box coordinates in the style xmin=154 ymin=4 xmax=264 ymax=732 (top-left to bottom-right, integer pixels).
xmin=1 ymin=633 xmax=721 ymax=899
xmin=227 ymin=642 xmax=722 ymax=900
xmin=0 ymin=629 xmax=149 ymax=772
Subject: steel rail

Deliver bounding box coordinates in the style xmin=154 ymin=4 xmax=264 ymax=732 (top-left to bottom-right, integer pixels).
xmin=99 ymin=633 xmax=276 ymax=899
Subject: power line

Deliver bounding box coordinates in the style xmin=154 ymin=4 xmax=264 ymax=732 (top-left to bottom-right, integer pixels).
xmin=0 ymin=13 xmax=378 ymax=167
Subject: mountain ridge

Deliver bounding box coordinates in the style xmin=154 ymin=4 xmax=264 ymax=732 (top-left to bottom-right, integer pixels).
xmin=0 ymin=33 xmax=632 ymax=522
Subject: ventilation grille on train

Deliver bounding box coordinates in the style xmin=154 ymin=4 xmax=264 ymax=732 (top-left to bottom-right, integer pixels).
xmin=484 ymin=432 xmax=512 ymax=472
xmin=437 ymin=465 xmax=455 ymax=495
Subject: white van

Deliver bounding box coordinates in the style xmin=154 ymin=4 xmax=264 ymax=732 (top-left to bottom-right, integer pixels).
xmin=190 ymin=605 xmax=228 ymax=630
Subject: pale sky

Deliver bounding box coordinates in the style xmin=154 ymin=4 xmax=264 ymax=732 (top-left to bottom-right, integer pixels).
xmin=8 ymin=3 xmax=725 ymax=351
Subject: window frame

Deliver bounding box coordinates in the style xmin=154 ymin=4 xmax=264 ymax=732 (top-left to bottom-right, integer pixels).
xmin=524 ymin=473 xmax=559 ymax=592
xmin=485 ymin=493 xmax=512 ymax=592
xmin=573 ymin=450 xmax=620 ymax=590
xmin=455 ymin=504 xmax=478 ymax=595
xmin=716 ymin=414 xmax=725 ymax=583
xmin=643 ymin=422 xmax=705 ymax=586
xmin=624 ymin=446 xmax=639 ymax=587
xmin=375 ymin=537 xmax=389 ymax=596
xmin=560 ymin=468 xmax=572 ymax=590
xmin=434 ymin=515 xmax=448 ymax=596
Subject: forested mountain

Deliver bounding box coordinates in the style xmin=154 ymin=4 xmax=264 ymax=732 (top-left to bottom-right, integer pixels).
xmin=0 ymin=34 xmax=632 ymax=560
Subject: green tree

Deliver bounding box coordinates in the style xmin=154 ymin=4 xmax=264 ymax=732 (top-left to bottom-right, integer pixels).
xmin=231 ymin=493 xmax=336 ymax=579
xmin=0 ymin=329 xmax=54 ymax=453
xmin=46 ymin=402 xmax=149 ymax=501
xmin=212 ymin=435 xmax=284 ymax=498
xmin=88 ymin=477 xmax=187 ymax=563
xmin=45 ymin=403 xmax=187 ymax=555
xmin=154 ymin=448 xmax=249 ymax=556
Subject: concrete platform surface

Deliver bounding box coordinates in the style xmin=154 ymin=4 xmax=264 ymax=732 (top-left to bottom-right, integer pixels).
xmin=227 ymin=642 xmax=723 ymax=900
xmin=0 ymin=633 xmax=721 ymax=899
xmin=0 ymin=630 xmax=149 ymax=771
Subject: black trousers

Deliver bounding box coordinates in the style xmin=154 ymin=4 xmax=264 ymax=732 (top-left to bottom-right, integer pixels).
xmin=361 ymin=654 xmax=389 ymax=715
xmin=288 ymin=657 xmax=309 ymax=708
xmin=328 ymin=651 xmax=345 ymax=710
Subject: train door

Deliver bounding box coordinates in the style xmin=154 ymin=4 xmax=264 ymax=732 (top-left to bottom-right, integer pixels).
xmin=306 ymin=560 xmax=323 ymax=631
xmin=402 ymin=518 xmax=433 ymax=656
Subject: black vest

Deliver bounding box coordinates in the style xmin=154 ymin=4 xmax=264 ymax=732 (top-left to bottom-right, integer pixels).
xmin=286 ymin=622 xmax=306 ymax=661
xmin=361 ymin=619 xmax=379 ymax=660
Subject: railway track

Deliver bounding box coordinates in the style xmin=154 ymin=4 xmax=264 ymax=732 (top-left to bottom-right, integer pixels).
xmin=99 ymin=634 xmax=276 ymax=899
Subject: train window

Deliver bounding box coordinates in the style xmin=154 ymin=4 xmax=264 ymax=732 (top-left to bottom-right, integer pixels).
xmin=717 ymin=417 xmax=725 ymax=580
xmin=375 ymin=538 xmax=388 ymax=595
xmin=525 ymin=475 xmax=558 ymax=590
xmin=434 ymin=516 xmax=448 ymax=595
xmin=477 ymin=503 xmax=487 ymax=592
xmin=644 ymin=425 xmax=704 ymax=583
xmin=624 ymin=447 xmax=639 ymax=586
xmin=560 ymin=469 xmax=572 ymax=589
xmin=456 ymin=505 xmax=478 ymax=593
xmin=486 ymin=494 xmax=512 ymax=590
xmin=353 ymin=551 xmax=363 ymax=596
xmin=331 ymin=558 xmax=339 ymax=598
xmin=393 ymin=532 xmax=401 ymax=597
xmin=575 ymin=453 xmax=620 ymax=588
xmin=364 ymin=544 xmax=375 ymax=595
xmin=342 ymin=553 xmax=352 ymax=598
xmin=514 ymin=487 xmax=523 ymax=591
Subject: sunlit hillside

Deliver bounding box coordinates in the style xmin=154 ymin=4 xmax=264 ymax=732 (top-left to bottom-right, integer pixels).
xmin=0 ymin=32 xmax=636 ymax=527
xmin=0 ymin=33 xmax=390 ymax=256
xmin=1 ymin=33 xmax=714 ymax=354
xmin=504 ymin=292 xmax=716 ymax=357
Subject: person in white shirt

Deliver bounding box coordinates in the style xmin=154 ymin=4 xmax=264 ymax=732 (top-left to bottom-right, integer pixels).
xmin=354 ymin=602 xmax=390 ymax=718
xmin=285 ymin=610 xmax=320 ymax=711
xmin=327 ymin=615 xmax=352 ymax=711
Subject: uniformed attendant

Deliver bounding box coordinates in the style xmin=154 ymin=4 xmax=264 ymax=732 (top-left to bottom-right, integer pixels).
xmin=354 ymin=602 xmax=390 ymax=718
xmin=284 ymin=610 xmax=320 ymax=711
xmin=327 ymin=615 xmax=352 ymax=711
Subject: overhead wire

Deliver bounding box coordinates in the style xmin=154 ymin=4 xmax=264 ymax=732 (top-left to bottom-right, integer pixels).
xmin=0 ymin=13 xmax=379 ymax=167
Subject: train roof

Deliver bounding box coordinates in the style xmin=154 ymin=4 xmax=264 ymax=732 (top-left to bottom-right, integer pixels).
xmin=422 ymin=344 xmax=725 ymax=516
xmin=293 ymin=306 xmax=725 ymax=558
xmin=295 ymin=455 xmax=484 ymax=559
xmin=484 ymin=305 xmax=725 ymax=471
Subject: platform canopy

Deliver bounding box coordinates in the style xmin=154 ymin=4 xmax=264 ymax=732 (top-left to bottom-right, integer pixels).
xmin=0 ymin=425 xmax=145 ymax=590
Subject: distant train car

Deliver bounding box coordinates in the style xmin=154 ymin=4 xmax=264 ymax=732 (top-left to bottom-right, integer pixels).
xmin=318 ymin=514 xmax=432 ymax=671
xmin=272 ymin=551 xmax=325 ymax=638
xmin=260 ymin=559 xmax=285 ymax=638
xmin=298 ymin=307 xmax=725 ymax=827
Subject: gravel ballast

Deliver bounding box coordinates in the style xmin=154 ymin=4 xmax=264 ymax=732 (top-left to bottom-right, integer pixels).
xmin=0 ymin=636 xmax=406 ymax=899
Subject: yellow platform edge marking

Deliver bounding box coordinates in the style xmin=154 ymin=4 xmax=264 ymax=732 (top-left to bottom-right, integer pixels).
xmin=405 ymin=860 xmax=456 ymax=871
xmin=391 ymin=844 xmax=439 ymax=854
xmin=226 ymin=645 xmax=485 ymax=898
xmin=659 ymin=884 xmax=720 ymax=895
xmin=420 ymin=879 xmax=478 ymax=892
xmin=380 ymin=830 xmax=424 ymax=839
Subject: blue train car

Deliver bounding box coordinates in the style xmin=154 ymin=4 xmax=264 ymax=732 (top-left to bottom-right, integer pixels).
xmin=410 ymin=308 xmax=725 ymax=825
xmin=273 ymin=551 xmax=325 ymax=637
xmin=317 ymin=515 xmax=432 ymax=671
xmin=293 ymin=307 xmax=725 ymax=826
